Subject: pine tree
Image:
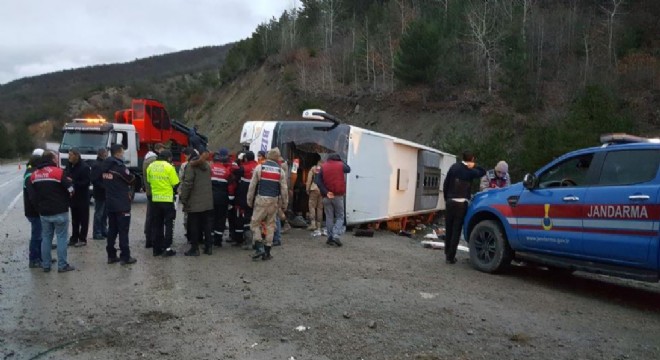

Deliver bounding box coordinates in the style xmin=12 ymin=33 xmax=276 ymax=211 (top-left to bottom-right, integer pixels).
xmin=393 ymin=20 xmax=441 ymax=85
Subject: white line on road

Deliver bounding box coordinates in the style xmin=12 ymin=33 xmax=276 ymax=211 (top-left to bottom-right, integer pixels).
xmin=0 ymin=192 xmax=23 ymax=224
xmin=0 ymin=174 xmax=22 ymax=189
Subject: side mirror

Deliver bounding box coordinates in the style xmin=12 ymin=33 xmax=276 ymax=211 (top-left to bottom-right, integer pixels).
xmin=523 ymin=173 xmax=538 ymax=190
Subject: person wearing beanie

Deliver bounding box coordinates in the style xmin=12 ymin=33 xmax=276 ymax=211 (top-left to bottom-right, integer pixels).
xmin=247 ymin=147 xmax=288 ymax=260
xmin=24 ymin=150 xmax=44 ymax=268
xmin=146 ymin=150 xmax=179 ymax=257
xmin=479 ymin=160 xmax=511 ymax=192
xmin=210 ymin=147 xmax=233 ymax=247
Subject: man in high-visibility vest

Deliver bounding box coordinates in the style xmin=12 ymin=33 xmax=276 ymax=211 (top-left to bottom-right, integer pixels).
xmin=147 ymin=150 xmax=180 ymax=257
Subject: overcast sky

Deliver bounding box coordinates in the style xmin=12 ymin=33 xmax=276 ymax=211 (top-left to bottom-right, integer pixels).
xmin=0 ymin=0 xmax=299 ymax=85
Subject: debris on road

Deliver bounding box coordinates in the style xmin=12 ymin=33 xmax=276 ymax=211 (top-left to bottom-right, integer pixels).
xmin=295 ymin=326 xmax=308 ymax=332
xmin=368 ymin=321 xmax=377 ymax=329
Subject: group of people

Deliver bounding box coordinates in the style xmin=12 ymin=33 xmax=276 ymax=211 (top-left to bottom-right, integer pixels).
xmin=22 ymin=142 xmax=352 ymax=271
xmin=23 ymin=144 xmax=136 ymax=272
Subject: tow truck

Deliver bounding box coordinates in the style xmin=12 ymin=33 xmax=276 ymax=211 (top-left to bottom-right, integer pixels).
xmin=59 ymin=98 xmax=207 ymax=193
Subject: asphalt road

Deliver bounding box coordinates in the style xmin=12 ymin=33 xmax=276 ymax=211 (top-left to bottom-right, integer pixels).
xmin=1 ymin=191 xmax=659 ymax=360
xmin=0 ymin=163 xmax=25 ymax=223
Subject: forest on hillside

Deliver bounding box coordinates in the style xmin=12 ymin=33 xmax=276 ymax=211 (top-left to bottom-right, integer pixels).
xmin=219 ymin=0 xmax=659 ymax=172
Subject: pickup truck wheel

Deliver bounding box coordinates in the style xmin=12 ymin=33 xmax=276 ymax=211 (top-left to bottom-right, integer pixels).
xmin=469 ymin=220 xmax=513 ymax=273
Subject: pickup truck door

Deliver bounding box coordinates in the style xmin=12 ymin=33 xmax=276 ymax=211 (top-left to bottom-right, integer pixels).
xmin=513 ymin=153 xmax=596 ymax=256
xmin=582 ymin=149 xmax=660 ymax=269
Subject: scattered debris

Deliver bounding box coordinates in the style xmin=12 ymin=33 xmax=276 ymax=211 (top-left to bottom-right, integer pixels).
xmin=368 ymin=321 xmax=377 ymax=329
xmin=288 ymin=357 xmax=296 ymax=360
xmin=343 ymin=312 xmax=351 ymax=319
xmin=420 ymin=241 xmax=469 ymax=252
xmin=398 ymin=230 xmax=413 ymax=238
xmin=250 ymin=343 xmax=258 ymax=348
xmin=509 ymin=333 xmax=531 ymax=343
xmin=243 ymin=295 xmax=251 ymax=300
xmin=467 ymin=329 xmax=475 ymax=335
xmin=196 ymin=296 xmax=205 ymax=300
xmin=423 ymin=232 xmax=439 ymax=240
xmin=419 ymin=292 xmax=439 ymax=299
xmin=295 ymin=325 xmax=308 ymax=332
xmin=242 ymin=279 xmax=251 ymax=284
xmin=280 ymin=338 xmax=289 ymax=343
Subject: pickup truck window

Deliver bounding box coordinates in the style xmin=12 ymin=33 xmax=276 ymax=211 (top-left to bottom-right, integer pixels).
xmin=538 ymin=153 xmax=594 ymax=188
xmin=597 ymin=149 xmax=660 ymax=186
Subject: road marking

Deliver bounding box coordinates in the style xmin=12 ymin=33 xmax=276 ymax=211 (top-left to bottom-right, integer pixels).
xmin=0 ymin=192 xmax=23 ymax=224
xmin=0 ymin=175 xmax=21 ymax=189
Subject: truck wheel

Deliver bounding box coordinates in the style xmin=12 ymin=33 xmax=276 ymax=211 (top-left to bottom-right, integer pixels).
xmin=469 ymin=220 xmax=513 ymax=273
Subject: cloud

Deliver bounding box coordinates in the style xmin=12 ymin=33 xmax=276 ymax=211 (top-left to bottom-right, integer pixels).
xmin=0 ymin=0 xmax=297 ymax=84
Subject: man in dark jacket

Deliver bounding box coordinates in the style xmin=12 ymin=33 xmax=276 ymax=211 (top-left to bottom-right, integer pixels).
xmin=91 ymin=148 xmax=108 ymax=240
xmin=315 ymin=153 xmax=351 ymax=247
xmin=24 ymin=149 xmax=43 ymax=268
xmin=27 ymin=150 xmax=76 ymax=273
xmin=65 ymin=148 xmax=91 ymax=247
xmin=442 ymin=151 xmax=486 ymax=264
xmin=180 ymin=151 xmax=214 ymax=256
xmin=102 ymin=144 xmax=137 ymax=265
xmin=143 ymin=143 xmax=165 ymax=248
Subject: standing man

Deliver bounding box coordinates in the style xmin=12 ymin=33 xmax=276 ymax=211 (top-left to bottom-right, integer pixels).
xmin=27 ymin=150 xmax=76 ymax=273
xmin=178 ymin=147 xmax=196 ymax=244
xmin=143 ymin=143 xmax=165 ymax=248
xmin=102 ymin=144 xmax=137 ymax=265
xmin=180 ymin=151 xmax=214 ymax=256
xmin=24 ymin=149 xmax=43 ymax=268
xmin=247 ymin=148 xmax=288 ymax=261
xmin=91 ymin=148 xmax=108 ymax=240
xmin=315 ymin=153 xmax=351 ymax=247
xmin=147 ymin=150 xmax=179 ymax=257
xmin=443 ymin=151 xmax=486 ymax=264
xmin=479 ymin=160 xmax=511 ymax=192
xmin=306 ymin=159 xmax=323 ymax=236
xmin=233 ymin=151 xmax=258 ymax=250
xmin=65 ymin=148 xmax=91 ymax=247
xmin=210 ymin=148 xmax=232 ymax=247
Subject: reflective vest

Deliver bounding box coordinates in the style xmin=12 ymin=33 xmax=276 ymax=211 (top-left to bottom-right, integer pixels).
xmin=147 ymin=160 xmax=179 ymax=202
xmin=485 ymin=169 xmax=508 ymax=189
xmin=258 ymin=160 xmax=282 ymax=197
xmin=241 ymin=161 xmax=258 ymax=183
xmin=211 ymin=161 xmax=232 ymax=192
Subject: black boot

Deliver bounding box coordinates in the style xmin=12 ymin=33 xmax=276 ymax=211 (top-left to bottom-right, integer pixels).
xmin=184 ymin=246 xmax=200 ymax=256
xmin=252 ymin=242 xmax=265 ymax=260
xmin=213 ymin=234 xmax=223 ymax=247
xmin=203 ymin=245 xmax=212 ymax=255
xmin=262 ymin=246 xmax=273 ymax=261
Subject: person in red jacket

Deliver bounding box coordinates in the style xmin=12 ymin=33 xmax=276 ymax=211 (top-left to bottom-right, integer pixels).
xmin=315 ymin=153 xmax=351 ymax=247
xmin=233 ymin=151 xmax=258 ymax=250
xmin=210 ymin=148 xmax=233 ymax=247
xmin=27 ymin=151 xmax=76 ymax=273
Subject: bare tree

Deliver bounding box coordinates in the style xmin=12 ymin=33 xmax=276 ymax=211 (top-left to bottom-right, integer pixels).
xmin=601 ymin=0 xmax=625 ymax=67
xmin=466 ymin=0 xmax=503 ymax=94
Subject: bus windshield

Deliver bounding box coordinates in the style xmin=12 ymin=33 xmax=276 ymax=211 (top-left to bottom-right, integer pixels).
xmin=60 ymin=131 xmax=109 ymax=154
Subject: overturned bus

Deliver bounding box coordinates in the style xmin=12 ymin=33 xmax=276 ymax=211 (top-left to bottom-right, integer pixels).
xmin=239 ymin=110 xmax=457 ymax=226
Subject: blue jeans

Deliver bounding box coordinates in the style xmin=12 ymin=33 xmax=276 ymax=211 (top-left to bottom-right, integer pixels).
xmin=323 ymin=196 xmax=345 ymax=240
xmin=41 ymin=212 xmax=69 ymax=270
xmin=26 ymin=216 xmax=42 ymax=262
xmin=93 ymin=198 xmax=108 ymax=238
xmin=273 ymin=217 xmax=282 ymax=244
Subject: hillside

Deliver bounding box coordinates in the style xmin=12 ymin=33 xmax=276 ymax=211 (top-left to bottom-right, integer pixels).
xmin=0 ymin=45 xmax=233 ymax=125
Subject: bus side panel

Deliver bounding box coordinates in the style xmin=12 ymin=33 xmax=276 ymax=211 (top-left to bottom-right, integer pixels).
xmin=346 ymin=129 xmax=419 ymax=224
